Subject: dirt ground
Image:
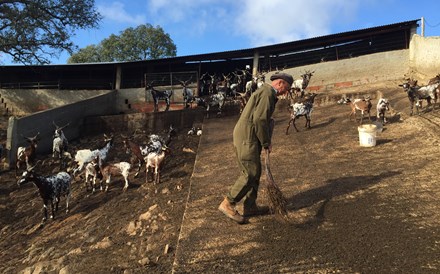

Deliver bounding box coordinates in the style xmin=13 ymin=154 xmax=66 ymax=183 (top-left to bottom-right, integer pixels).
xmin=1 ymin=80 xmax=440 ymax=273
xmin=0 ymin=122 xmax=200 ymax=273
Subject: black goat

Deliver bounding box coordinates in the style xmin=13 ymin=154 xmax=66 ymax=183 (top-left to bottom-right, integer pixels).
xmin=399 ymin=79 xmax=438 ymax=115
xmin=146 ymin=81 xmax=173 ymax=112
xmin=17 ymin=162 xmax=72 ymax=226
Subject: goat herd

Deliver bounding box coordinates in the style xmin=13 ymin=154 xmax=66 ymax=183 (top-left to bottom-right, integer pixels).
xmin=14 ymin=122 xmax=176 ymax=226
xmin=146 ymin=69 xmax=315 ymax=118
xmin=12 ymin=70 xmax=440 ymax=227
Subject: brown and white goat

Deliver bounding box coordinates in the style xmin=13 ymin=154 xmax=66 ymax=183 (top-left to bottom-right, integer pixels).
xmin=339 ymin=96 xmax=372 ymax=124
xmin=97 ymin=156 xmax=131 ymax=192
xmin=16 ymin=132 xmax=40 ymax=177
xmin=122 ymin=135 xmax=145 ymax=178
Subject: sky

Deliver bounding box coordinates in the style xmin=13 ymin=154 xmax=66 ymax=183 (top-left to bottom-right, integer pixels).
xmin=9 ymin=0 xmax=440 ymax=64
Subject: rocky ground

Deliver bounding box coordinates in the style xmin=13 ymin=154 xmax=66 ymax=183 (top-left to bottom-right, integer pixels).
xmin=1 ymin=80 xmax=440 ymax=273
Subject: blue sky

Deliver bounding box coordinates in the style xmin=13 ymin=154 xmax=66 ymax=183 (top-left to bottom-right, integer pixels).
xmin=8 ymin=0 xmax=440 ymax=64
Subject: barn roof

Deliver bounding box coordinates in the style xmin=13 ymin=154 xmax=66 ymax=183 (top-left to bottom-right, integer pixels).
xmin=0 ymin=19 xmax=419 ymax=89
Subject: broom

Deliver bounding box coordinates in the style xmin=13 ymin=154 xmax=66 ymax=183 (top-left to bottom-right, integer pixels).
xmin=264 ymin=145 xmax=289 ymax=221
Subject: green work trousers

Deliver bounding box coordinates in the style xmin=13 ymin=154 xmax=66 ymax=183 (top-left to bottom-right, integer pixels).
xmin=226 ymin=123 xmax=262 ymax=206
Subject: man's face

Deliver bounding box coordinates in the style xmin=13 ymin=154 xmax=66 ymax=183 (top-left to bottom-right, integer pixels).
xmin=278 ymin=79 xmax=291 ymax=94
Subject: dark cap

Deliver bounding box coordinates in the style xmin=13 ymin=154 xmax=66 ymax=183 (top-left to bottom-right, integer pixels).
xmin=270 ymin=72 xmax=293 ymax=86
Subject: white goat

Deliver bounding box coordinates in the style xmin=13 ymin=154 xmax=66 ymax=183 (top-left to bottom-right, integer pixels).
xmin=72 ymin=134 xmax=114 ymax=177
xmin=290 ymin=70 xmax=315 ymax=98
xmin=144 ymin=147 xmax=169 ymax=185
xmin=84 ymin=158 xmax=102 ymax=192
xmin=245 ymin=72 xmax=266 ymax=94
xmin=376 ymin=98 xmax=390 ymax=124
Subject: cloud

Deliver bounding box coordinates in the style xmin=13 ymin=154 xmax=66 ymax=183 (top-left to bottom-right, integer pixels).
xmin=234 ymin=0 xmax=360 ymax=47
xmin=145 ymin=0 xmax=360 ymax=47
xmin=97 ymin=1 xmax=146 ymax=25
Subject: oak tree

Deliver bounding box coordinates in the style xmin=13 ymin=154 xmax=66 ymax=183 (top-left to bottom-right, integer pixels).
xmin=0 ymin=0 xmax=101 ymax=65
xmin=68 ymin=24 xmax=177 ymax=63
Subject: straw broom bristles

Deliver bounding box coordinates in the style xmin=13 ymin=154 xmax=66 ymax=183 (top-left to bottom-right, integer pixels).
xmin=264 ymin=149 xmax=289 ymax=221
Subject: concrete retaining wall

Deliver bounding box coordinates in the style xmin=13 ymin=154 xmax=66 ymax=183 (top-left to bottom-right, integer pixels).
xmin=267 ymin=49 xmax=409 ymax=92
xmin=0 ymin=89 xmax=110 ymax=116
xmin=82 ymin=108 xmax=207 ymax=137
xmin=6 ymin=91 xmax=117 ymax=165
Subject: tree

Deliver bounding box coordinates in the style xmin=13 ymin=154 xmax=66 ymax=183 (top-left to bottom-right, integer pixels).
xmin=0 ymin=0 xmax=101 ymax=65
xmin=68 ymin=24 xmax=177 ymax=63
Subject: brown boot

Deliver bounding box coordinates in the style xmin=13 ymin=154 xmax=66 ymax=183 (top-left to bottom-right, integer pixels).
xmin=218 ymin=198 xmax=245 ymax=224
xmin=243 ymin=203 xmax=270 ymax=217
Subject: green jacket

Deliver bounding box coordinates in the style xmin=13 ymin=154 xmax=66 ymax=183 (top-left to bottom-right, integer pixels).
xmin=233 ymin=83 xmax=277 ymax=149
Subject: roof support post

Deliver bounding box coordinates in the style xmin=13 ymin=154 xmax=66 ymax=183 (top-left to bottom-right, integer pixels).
xmin=252 ymin=50 xmax=260 ymax=77
xmin=115 ymin=65 xmax=122 ymax=90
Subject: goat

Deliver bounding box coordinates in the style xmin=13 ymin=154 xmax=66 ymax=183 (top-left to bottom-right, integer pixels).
xmin=205 ymin=93 xmax=226 ymax=118
xmin=290 ymin=70 xmax=315 ymax=99
xmin=98 ymin=156 xmax=131 ymax=192
xmin=138 ymin=128 xmax=175 ymax=184
xmin=187 ymin=126 xmax=202 ymax=136
xmin=286 ymin=93 xmax=317 ymax=134
xmin=179 ymin=78 xmax=194 ymax=109
xmin=144 ymin=146 xmax=170 ymax=185
xmin=72 ymin=134 xmax=114 ymax=177
xmin=245 ymin=71 xmax=266 ymax=95
xmin=123 ymin=125 xmax=175 ymax=178
xmin=338 ymin=96 xmax=372 ymax=124
xmin=217 ymin=73 xmax=234 ymax=98
xmin=84 ymin=157 xmax=103 ymax=192
xmin=146 ymin=80 xmax=173 ymax=112
xmin=199 ymin=72 xmax=211 ymax=96
xmin=208 ymin=73 xmax=218 ymax=95
xmin=17 ymin=162 xmax=71 ymax=225
xmin=16 ymin=132 xmax=40 ymax=177
xmin=122 ymin=135 xmax=145 ymax=178
xmin=428 ymin=73 xmax=440 ymax=85
xmin=399 ymin=79 xmax=439 ymax=115
xmin=376 ymin=98 xmax=390 ymax=124
xmin=52 ymin=121 xmax=69 ymax=168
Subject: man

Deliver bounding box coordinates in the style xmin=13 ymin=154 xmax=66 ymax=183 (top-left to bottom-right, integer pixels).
xmin=218 ymin=72 xmax=293 ymax=224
